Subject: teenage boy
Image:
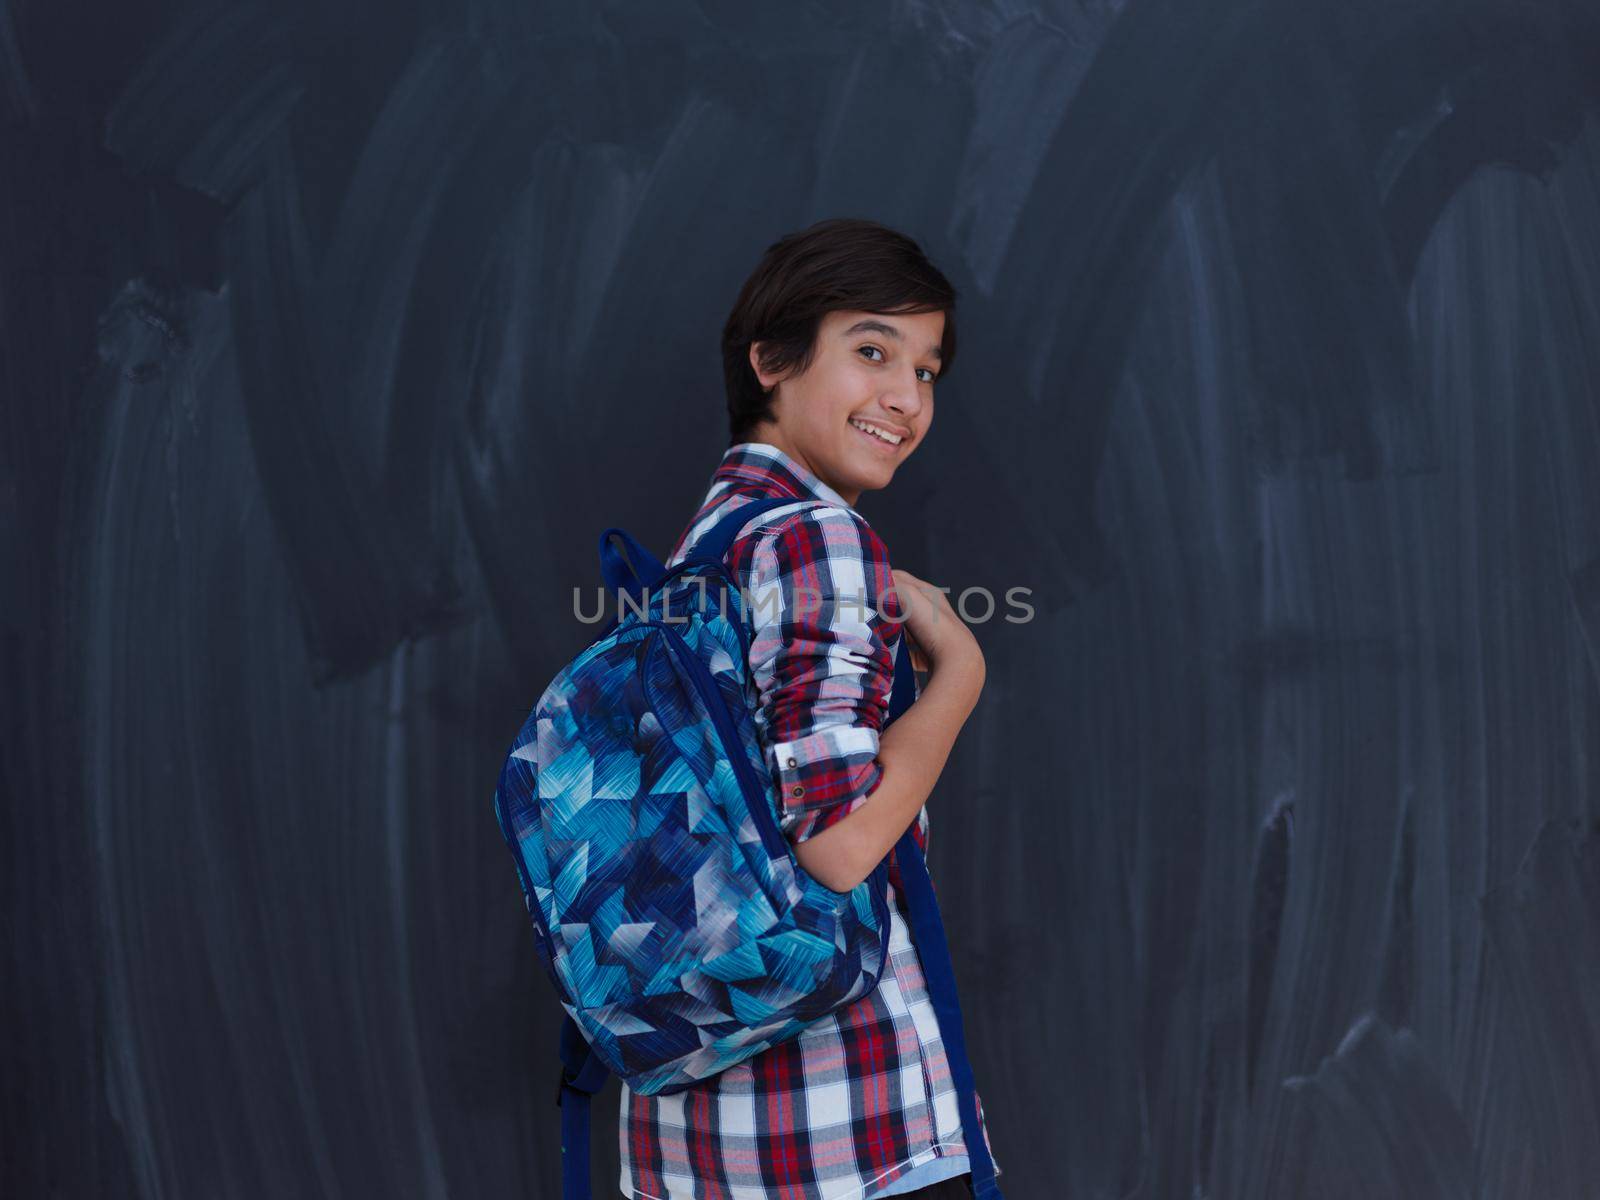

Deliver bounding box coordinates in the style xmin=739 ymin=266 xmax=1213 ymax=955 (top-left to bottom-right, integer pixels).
xmin=620 ymin=218 xmax=999 ymax=1200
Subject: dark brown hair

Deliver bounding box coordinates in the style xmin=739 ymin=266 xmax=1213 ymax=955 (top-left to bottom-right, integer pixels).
xmin=722 ymin=218 xmax=958 ymax=444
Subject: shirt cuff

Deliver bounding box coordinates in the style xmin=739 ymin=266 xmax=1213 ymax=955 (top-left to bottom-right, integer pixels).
xmin=768 ymin=724 xmax=882 ymax=845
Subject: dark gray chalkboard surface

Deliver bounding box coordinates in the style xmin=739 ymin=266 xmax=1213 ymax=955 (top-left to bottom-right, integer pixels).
xmin=7 ymin=1 xmax=1600 ymax=1197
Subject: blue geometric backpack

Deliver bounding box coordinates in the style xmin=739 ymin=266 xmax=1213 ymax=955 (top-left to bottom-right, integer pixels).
xmin=492 ymin=495 xmax=1004 ymax=1199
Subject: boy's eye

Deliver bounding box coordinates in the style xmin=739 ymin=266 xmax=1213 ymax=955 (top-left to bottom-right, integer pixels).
xmin=859 ymin=345 xmax=884 ymax=362
xmin=916 ymin=368 xmax=936 ymax=384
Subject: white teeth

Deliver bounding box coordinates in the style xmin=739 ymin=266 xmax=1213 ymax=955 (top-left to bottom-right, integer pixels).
xmin=850 ymin=418 xmax=902 ymax=445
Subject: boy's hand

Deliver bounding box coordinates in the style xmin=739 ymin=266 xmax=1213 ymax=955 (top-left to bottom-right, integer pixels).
xmin=889 ymin=568 xmax=984 ymax=679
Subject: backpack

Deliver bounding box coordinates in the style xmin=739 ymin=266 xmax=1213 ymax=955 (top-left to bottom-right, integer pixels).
xmin=492 ymin=494 xmax=1005 ymax=1199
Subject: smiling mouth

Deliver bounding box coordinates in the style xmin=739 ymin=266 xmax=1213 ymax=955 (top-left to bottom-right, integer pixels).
xmin=848 ymin=418 xmax=905 ymax=453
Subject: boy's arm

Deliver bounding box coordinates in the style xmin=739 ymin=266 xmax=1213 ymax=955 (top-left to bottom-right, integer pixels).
xmin=747 ymin=508 xmax=980 ymax=893
xmin=791 ymin=655 xmax=982 ymax=892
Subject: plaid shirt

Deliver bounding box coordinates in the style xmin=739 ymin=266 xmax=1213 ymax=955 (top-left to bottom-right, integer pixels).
xmin=617 ymin=442 xmax=1000 ymax=1199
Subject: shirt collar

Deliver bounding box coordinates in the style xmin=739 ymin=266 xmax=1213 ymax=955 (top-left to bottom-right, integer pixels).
xmin=712 ymin=442 xmax=858 ymax=515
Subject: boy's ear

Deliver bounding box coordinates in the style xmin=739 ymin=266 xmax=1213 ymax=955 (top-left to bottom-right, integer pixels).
xmin=747 ymin=341 xmax=769 ymax=390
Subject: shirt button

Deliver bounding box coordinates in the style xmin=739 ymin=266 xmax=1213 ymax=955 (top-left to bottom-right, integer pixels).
xmin=791 ymin=785 xmax=804 ymax=798
xmin=785 ymin=756 xmax=797 ymax=768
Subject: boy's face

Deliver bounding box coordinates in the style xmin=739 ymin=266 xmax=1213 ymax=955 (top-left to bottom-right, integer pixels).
xmin=748 ymin=308 xmax=943 ymax=508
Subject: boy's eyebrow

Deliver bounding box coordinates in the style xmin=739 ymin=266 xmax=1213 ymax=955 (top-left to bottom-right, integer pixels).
xmin=841 ymin=318 xmax=942 ymax=362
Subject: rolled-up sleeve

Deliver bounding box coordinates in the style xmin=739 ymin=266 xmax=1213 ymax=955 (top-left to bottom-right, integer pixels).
xmin=744 ymin=506 xmax=906 ymax=846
